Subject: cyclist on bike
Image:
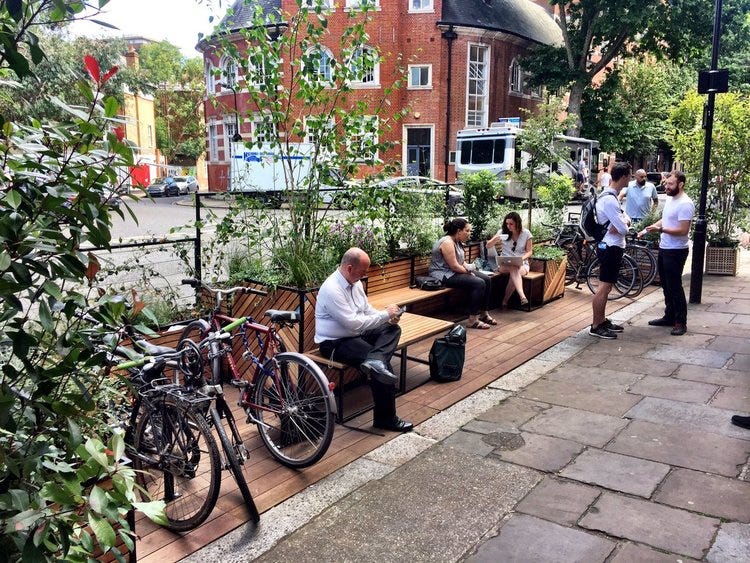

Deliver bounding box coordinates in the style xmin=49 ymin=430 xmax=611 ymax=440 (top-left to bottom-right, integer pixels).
xmin=590 ymin=162 xmax=632 ymax=339
xmin=315 ymin=247 xmax=413 ymax=433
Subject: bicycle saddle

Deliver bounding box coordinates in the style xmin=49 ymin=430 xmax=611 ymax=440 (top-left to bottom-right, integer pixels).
xmin=134 ymin=339 xmax=176 ymax=356
xmin=264 ymin=309 xmax=300 ymax=324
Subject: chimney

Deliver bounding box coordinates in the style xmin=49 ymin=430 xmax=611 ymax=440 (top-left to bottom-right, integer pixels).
xmin=124 ymin=46 xmax=139 ymax=70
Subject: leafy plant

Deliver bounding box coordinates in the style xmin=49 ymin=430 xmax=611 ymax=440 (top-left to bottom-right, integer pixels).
xmin=537 ymin=173 xmax=575 ymax=227
xmin=532 ymin=245 xmax=566 ymax=260
xmin=462 ymin=170 xmax=502 ymax=240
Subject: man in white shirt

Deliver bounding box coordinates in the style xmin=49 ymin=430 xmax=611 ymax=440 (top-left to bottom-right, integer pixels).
xmin=599 ymin=167 xmax=611 ymax=190
xmin=590 ymin=162 xmax=632 ymax=339
xmin=315 ymin=247 xmax=413 ymax=432
xmin=642 ymin=171 xmax=695 ymax=336
xmin=619 ymin=169 xmax=658 ymax=224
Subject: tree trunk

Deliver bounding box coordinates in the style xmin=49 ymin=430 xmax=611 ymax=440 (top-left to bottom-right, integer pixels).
xmin=566 ymin=81 xmax=586 ymax=137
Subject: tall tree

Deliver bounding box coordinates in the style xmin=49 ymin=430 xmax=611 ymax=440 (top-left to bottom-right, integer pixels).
xmin=522 ymin=0 xmax=713 ymax=135
xmin=138 ymin=41 xmax=205 ymax=162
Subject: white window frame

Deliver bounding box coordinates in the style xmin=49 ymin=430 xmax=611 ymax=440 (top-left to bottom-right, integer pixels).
xmin=304 ymin=115 xmax=336 ymax=147
xmin=348 ymin=115 xmax=379 ymax=162
xmin=306 ymin=47 xmax=334 ymax=84
xmin=466 ymin=43 xmax=490 ymax=128
xmin=402 ymin=124 xmax=435 ymax=177
xmin=350 ymin=45 xmax=380 ymax=87
xmin=407 ymin=64 xmax=432 ymax=89
xmin=205 ymin=61 xmax=217 ymax=93
xmin=345 ymin=0 xmax=380 ymax=9
xmin=408 ymin=0 xmax=433 ymax=13
xmin=208 ymin=123 xmax=219 ymax=162
xmin=251 ymin=115 xmax=278 ymax=145
xmin=223 ymin=118 xmax=238 ymax=162
xmin=220 ymin=56 xmax=238 ymax=90
xmin=303 ymin=0 xmax=334 ymax=9
xmin=509 ymin=57 xmax=543 ymax=99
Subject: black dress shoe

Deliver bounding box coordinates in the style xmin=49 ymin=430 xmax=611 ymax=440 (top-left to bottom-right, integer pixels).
xmin=360 ymin=359 xmax=398 ymax=385
xmin=731 ymin=415 xmax=750 ymax=430
xmin=648 ymin=317 xmax=674 ymax=327
xmin=670 ymin=324 xmax=687 ymax=336
xmin=373 ymin=417 xmax=414 ymax=432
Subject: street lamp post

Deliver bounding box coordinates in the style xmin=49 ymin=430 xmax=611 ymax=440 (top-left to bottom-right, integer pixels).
xmin=220 ymin=82 xmax=243 ymax=191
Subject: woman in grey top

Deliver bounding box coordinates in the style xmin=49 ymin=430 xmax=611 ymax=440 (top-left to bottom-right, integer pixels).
xmin=485 ymin=212 xmax=533 ymax=308
xmin=428 ymin=218 xmax=495 ymax=329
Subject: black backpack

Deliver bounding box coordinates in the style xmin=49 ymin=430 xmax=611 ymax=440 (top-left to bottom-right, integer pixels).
xmin=580 ymin=192 xmax=616 ymax=242
xmin=429 ymin=324 xmax=466 ymax=383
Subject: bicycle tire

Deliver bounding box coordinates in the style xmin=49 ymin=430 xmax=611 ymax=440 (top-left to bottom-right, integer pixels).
xmin=586 ymin=254 xmax=637 ymax=299
xmin=133 ymin=400 xmax=221 ymax=532
xmin=621 ymin=254 xmax=645 ymax=298
xmin=560 ymin=240 xmax=582 ymax=285
xmin=180 ymin=319 xmax=223 ymax=386
xmin=253 ymin=352 xmax=335 ymax=469
xmin=625 ymin=244 xmax=658 ymax=286
xmin=209 ymin=406 xmax=260 ymax=523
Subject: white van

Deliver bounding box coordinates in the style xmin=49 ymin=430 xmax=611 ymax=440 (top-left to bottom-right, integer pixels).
xmin=454 ymin=123 xmax=599 ymax=200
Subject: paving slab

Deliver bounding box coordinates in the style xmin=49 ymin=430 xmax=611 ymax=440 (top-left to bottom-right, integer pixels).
xmin=473 ymin=396 xmax=549 ymax=431
xmin=519 ymin=379 xmax=642 ymax=417
xmin=654 ymin=468 xmax=750 ymax=522
xmin=628 ymin=375 xmax=718 ymax=404
xmin=521 ymin=405 xmax=629 ymax=447
xmin=708 ymin=336 xmax=750 ymax=353
xmin=710 ymin=386 xmax=750 ymax=412
xmin=643 ymin=345 xmax=733 ymax=369
xmin=566 ymin=350 xmax=610 ymax=367
xmin=610 ymin=542 xmax=700 ymax=563
xmin=707 ymin=300 xmax=750 ymax=314
xmin=544 ymin=365 xmax=642 ymax=389
xmin=624 ymin=397 xmax=750 ymax=441
xmin=685 ymin=311 xmax=737 ymax=327
xmin=607 ymin=420 xmax=750 ymax=477
xmin=363 ymin=432 xmax=437 ymax=467
xmin=466 ymin=514 xmax=615 ymax=563
xmin=442 ymin=429 xmax=498 ymax=457
xmin=600 ymin=356 xmax=680 ymax=376
xmin=728 ymin=353 xmax=750 ymax=372
xmin=559 ymin=449 xmax=670 ymax=497
xmin=675 ymin=364 xmax=750 ymax=388
xmin=730 ymin=314 xmax=750 ymax=325
xmin=706 ymin=522 xmax=750 ymax=562
xmin=585 ymin=337 xmax=657 ymax=355
xmin=490 ymin=431 xmax=584 ymax=472
xmin=514 ymin=477 xmax=601 ymax=526
xmin=488 ymin=359 xmax=555 ymax=391
xmin=254 ymin=445 xmax=541 ymax=563
xmin=416 ymin=388 xmax=511 ymax=441
xmin=579 ymin=492 xmax=719 ymax=558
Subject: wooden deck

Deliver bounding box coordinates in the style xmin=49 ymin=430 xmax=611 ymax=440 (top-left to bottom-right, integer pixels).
xmin=136 ymin=284 xmax=653 ymax=562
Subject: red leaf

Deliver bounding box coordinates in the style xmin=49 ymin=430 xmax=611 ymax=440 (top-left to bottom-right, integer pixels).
xmin=113 ymin=126 xmax=125 ymax=142
xmin=84 ymin=55 xmax=101 ymax=84
xmin=101 ymin=66 xmax=119 ymax=84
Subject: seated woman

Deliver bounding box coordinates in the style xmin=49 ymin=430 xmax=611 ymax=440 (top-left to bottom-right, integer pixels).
xmin=486 ymin=211 xmax=533 ymax=308
xmin=428 ymin=218 xmax=496 ymax=329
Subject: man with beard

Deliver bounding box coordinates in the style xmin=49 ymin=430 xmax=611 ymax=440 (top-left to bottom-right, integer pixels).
xmin=640 ymin=171 xmax=695 ymax=336
xmin=619 ymin=168 xmax=659 ymax=225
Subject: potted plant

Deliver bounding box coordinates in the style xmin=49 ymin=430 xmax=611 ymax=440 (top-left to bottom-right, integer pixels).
xmin=670 ymin=91 xmax=750 ymax=276
xmin=530 ymin=245 xmax=568 ymax=303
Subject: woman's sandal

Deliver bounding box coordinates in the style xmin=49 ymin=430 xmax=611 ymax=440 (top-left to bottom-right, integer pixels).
xmin=468 ymin=320 xmax=492 ymax=330
xmin=479 ymin=315 xmax=498 ymax=325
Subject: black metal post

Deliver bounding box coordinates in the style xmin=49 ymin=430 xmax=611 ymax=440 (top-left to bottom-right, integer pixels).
xmin=689 ymin=0 xmax=723 ymax=304
xmin=194 ymin=192 xmax=202 ymax=306
xmin=442 ymin=26 xmax=457 ymax=184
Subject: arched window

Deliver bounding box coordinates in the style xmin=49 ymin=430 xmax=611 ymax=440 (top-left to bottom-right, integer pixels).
xmin=509 ymin=59 xmax=522 ymax=93
xmin=220 ymin=56 xmax=238 ymax=89
xmin=349 ymin=45 xmax=379 ymax=86
xmin=205 ymin=60 xmax=217 ymax=93
xmin=307 ymin=47 xmax=334 ymax=83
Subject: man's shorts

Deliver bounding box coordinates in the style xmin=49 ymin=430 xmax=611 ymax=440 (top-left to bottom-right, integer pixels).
xmin=596 ymin=244 xmax=624 ymax=284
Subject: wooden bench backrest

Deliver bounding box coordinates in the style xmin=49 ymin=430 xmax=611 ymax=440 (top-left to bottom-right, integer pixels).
xmin=363 ymin=257 xmax=413 ymax=296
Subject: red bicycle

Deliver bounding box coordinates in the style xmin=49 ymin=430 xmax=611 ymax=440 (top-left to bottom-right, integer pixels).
xmin=179 ymin=279 xmax=336 ymax=469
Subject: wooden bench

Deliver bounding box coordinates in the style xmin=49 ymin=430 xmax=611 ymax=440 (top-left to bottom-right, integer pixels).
xmin=306 ymin=312 xmax=454 ymax=423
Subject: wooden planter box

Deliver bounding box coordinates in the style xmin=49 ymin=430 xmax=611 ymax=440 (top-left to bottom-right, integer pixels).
xmin=530 ymin=256 xmax=567 ymax=304
xmin=705 ymin=245 xmax=739 ymax=276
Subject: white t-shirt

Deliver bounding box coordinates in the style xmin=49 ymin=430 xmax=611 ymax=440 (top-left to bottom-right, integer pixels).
xmin=600 ymin=172 xmax=611 ymax=188
xmin=660 ymin=193 xmax=694 ymax=249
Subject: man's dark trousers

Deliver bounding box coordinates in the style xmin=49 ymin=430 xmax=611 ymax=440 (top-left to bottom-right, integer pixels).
xmin=318 ymin=324 xmax=401 ymax=424
xmin=658 ymin=248 xmax=690 ymax=325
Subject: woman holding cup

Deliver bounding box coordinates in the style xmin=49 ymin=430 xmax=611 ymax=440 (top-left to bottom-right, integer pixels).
xmin=486 ymin=211 xmax=533 ymax=308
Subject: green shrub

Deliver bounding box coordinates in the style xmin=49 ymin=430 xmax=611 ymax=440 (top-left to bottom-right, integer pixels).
xmin=462 ymin=170 xmax=502 ymax=240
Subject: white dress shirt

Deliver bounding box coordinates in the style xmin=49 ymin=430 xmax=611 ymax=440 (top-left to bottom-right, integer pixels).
xmin=597 ymin=188 xmax=629 ymax=248
xmin=315 ymin=269 xmax=389 ymax=343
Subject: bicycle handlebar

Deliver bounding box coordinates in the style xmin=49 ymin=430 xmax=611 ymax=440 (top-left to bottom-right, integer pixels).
xmin=182 ymin=278 xmax=268 ymax=297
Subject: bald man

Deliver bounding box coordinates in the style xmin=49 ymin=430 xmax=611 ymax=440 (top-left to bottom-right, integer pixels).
xmin=315 ymin=247 xmax=413 ymax=432
xmin=619 ymin=169 xmax=658 ymax=225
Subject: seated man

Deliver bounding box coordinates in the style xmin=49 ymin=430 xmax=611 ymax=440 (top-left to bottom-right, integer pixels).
xmin=315 ymin=247 xmax=413 ymax=432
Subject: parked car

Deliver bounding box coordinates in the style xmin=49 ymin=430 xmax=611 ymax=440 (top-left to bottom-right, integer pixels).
xmin=173 ymin=175 xmax=198 ymax=195
xmin=147 ymin=177 xmax=179 ymax=197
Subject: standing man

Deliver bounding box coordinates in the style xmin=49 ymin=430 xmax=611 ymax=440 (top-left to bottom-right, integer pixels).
xmin=315 ymin=247 xmax=413 ymax=432
xmin=599 ymin=165 xmax=612 ymax=191
xmin=641 ymin=171 xmax=695 ymax=336
xmin=619 ymin=169 xmax=659 ymax=225
xmin=590 ymin=161 xmax=632 ymax=339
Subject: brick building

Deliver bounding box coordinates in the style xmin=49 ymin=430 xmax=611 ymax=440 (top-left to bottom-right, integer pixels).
xmin=198 ymin=0 xmax=561 ymax=191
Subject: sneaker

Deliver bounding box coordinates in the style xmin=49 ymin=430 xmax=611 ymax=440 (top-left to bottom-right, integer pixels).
xmin=603 ymin=318 xmax=624 ymax=332
xmin=589 ymin=324 xmax=617 ymax=339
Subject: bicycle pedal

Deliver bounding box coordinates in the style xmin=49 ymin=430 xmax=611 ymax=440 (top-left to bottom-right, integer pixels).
xmin=230 ymin=379 xmax=249 ymax=388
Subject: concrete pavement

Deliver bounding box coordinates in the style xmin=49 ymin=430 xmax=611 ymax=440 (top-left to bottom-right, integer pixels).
xmin=186 ymin=250 xmax=750 ymax=562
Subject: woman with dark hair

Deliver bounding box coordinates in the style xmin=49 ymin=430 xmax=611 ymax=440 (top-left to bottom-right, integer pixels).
xmin=428 ymin=218 xmax=495 ymax=329
xmin=486 ymin=211 xmax=532 ymax=308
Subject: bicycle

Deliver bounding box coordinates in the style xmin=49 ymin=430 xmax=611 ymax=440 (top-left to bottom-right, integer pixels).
xmin=552 ymin=222 xmax=640 ymax=299
xmin=624 ymin=230 xmax=658 ymax=290
xmin=111 ymin=343 xmax=223 ymax=532
xmin=179 ymin=278 xmax=336 ymax=469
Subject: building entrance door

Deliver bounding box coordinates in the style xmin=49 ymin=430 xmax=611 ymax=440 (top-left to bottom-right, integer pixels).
xmin=406 ymin=128 xmax=431 ymax=176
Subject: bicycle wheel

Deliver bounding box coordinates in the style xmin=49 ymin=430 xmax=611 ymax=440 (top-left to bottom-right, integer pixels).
xmin=209 ymin=404 xmax=260 ymax=523
xmin=180 ymin=319 xmax=223 ymax=386
xmin=620 ymin=254 xmax=645 ymax=298
xmin=559 ymin=240 xmax=581 ymax=285
xmin=133 ymin=400 xmax=221 ymax=532
xmin=625 ymin=244 xmax=658 ymax=286
xmin=586 ymin=254 xmax=637 ymax=300
xmin=253 ymin=352 xmax=335 ymax=469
